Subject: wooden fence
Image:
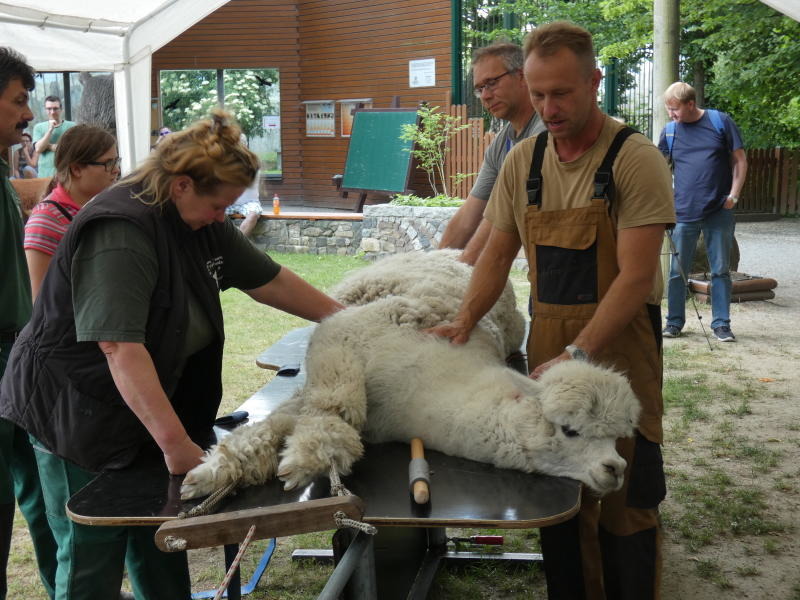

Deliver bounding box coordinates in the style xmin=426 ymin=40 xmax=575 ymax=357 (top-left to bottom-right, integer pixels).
xmin=444 ymin=104 xmax=490 ymax=200
xmin=445 ymin=104 xmax=800 ymax=216
xmin=740 ymin=148 xmax=800 ymax=216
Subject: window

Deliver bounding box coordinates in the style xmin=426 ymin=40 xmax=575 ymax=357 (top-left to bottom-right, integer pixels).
xmin=27 ymin=71 xmax=115 ymax=133
xmin=159 ymin=68 xmax=281 ymax=177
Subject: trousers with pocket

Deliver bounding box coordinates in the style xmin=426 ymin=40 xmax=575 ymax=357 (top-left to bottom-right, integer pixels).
xmin=525 ymin=199 xmax=667 ymax=600
xmin=31 ymin=438 xmax=191 ymax=600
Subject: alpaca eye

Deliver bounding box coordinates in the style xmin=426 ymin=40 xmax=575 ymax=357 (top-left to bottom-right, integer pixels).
xmin=561 ymin=425 xmax=580 ymax=438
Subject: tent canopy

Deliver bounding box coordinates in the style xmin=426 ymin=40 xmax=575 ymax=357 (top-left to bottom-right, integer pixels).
xmin=0 ymin=1 xmax=231 ymax=171
xmin=760 ymin=0 xmax=800 ymax=21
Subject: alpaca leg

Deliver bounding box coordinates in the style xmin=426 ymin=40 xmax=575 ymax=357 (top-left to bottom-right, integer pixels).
xmin=180 ymin=412 xmax=297 ymax=499
xmin=301 ymin=344 xmax=368 ymax=429
xmin=277 ymin=415 xmax=364 ymax=491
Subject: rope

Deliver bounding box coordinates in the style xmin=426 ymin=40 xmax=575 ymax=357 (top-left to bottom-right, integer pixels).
xmin=334 ymin=510 xmax=377 ymax=535
xmin=213 ymin=524 xmax=257 ymax=600
xmin=329 ymin=462 xmax=377 ymax=535
xmin=329 ymin=463 xmax=352 ymax=497
xmin=179 ymin=478 xmax=241 ymax=519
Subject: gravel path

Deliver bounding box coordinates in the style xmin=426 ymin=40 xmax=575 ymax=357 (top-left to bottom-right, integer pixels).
xmin=735 ymin=218 xmax=800 ymax=306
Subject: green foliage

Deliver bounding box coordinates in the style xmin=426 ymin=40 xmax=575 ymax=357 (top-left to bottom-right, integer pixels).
xmin=390 ymin=194 xmax=464 ymax=207
xmin=463 ymin=0 xmax=800 ymax=147
xmin=160 ymin=69 xmax=279 ymax=140
xmin=399 ymin=105 xmax=471 ymax=197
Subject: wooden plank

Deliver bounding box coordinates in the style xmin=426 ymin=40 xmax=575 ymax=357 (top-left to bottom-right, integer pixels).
xmin=154 ymin=496 xmax=365 ymax=552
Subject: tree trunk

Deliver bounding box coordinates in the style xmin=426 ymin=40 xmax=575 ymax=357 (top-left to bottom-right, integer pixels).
xmin=652 ymin=0 xmax=681 ymax=143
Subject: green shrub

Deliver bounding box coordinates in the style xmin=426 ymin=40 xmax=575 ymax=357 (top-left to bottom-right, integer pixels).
xmin=390 ymin=194 xmax=464 ymax=207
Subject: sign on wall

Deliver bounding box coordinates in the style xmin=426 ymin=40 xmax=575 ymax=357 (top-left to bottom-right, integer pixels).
xmin=303 ymin=100 xmax=335 ymax=137
xmin=409 ymin=58 xmax=436 ymax=88
xmin=338 ymin=98 xmax=373 ymax=137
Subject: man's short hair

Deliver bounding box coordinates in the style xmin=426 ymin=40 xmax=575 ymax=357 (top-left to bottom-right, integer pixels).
xmin=663 ymin=82 xmax=696 ymax=105
xmin=0 ymin=47 xmax=35 ymax=96
xmin=523 ymin=21 xmax=596 ymax=76
xmin=472 ymin=41 xmax=524 ymax=73
xmin=44 ymin=95 xmax=62 ymax=107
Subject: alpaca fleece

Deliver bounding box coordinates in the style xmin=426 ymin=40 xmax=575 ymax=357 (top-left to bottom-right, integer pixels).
xmin=181 ymin=250 xmax=640 ymax=499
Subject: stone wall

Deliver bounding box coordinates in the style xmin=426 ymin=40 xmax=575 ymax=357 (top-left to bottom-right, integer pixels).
xmin=249 ymin=217 xmax=363 ymax=255
xmin=244 ymin=205 xmax=458 ymax=258
xmin=359 ymin=205 xmax=457 ymax=259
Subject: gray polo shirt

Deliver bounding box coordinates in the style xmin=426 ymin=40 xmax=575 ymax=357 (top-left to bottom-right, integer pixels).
xmin=469 ymin=113 xmax=545 ymax=201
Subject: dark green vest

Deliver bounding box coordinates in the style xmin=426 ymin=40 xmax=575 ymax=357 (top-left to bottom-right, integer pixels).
xmin=0 ymin=183 xmax=227 ymax=472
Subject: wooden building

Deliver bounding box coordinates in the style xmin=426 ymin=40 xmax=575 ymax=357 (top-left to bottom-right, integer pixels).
xmin=152 ymin=0 xmax=454 ymax=209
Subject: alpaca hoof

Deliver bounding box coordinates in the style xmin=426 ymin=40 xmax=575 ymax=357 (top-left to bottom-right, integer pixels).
xmin=180 ymin=464 xmax=216 ymax=500
xmin=276 ymin=456 xmax=317 ymax=491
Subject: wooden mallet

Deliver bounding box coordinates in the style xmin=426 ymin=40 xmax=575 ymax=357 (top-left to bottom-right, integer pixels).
xmin=409 ymin=438 xmax=430 ymax=504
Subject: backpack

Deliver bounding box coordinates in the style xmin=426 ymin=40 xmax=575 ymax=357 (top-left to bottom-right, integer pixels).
xmin=664 ymin=108 xmax=724 ymax=158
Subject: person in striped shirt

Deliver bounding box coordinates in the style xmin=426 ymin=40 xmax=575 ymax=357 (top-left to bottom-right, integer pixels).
xmin=24 ymin=124 xmax=119 ymax=299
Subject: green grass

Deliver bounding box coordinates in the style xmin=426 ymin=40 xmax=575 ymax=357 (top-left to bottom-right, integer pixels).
xmin=218 ymin=253 xmax=368 ymax=413
xmin=10 ymin=253 xmax=794 ymax=598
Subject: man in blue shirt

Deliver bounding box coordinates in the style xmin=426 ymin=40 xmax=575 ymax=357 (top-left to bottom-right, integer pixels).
xmin=658 ymin=82 xmax=748 ymax=342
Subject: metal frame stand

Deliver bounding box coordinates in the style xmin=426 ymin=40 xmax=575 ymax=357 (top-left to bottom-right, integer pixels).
xmin=294 ymin=527 xmax=542 ymax=600
xmin=191 ymin=538 xmax=277 ymax=600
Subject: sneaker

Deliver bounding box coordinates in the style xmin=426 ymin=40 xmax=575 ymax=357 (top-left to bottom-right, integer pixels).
xmin=713 ymin=326 xmax=736 ymax=342
xmin=662 ymin=325 xmax=682 ymax=338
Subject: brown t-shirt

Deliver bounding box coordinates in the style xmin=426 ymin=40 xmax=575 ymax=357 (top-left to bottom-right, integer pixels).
xmin=485 ymin=115 xmax=676 ymax=303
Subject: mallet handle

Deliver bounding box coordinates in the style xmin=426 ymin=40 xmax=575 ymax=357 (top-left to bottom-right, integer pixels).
xmin=410 ymin=438 xmax=430 ymax=504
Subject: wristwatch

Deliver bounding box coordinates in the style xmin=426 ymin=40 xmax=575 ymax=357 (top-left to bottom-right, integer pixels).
xmin=565 ymin=344 xmax=589 ymax=361
xmin=727 ymin=195 xmax=739 ymax=204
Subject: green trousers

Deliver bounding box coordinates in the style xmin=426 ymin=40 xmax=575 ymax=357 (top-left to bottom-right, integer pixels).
xmin=1 ymin=339 xmax=58 ymax=600
xmin=32 ymin=440 xmax=192 ymax=600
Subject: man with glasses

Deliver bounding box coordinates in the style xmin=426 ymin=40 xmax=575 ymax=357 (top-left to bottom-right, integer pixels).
xmin=33 ymin=96 xmax=75 ymax=178
xmin=440 ymin=41 xmax=544 ymax=264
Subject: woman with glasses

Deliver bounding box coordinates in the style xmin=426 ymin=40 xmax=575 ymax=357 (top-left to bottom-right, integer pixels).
xmin=1 ymin=110 xmax=343 ymax=599
xmin=24 ymin=124 xmax=120 ymax=299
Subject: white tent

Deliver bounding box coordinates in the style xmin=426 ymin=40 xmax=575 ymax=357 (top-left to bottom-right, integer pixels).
xmin=0 ymin=1 xmax=231 ymax=172
xmin=760 ymin=0 xmax=800 ymax=22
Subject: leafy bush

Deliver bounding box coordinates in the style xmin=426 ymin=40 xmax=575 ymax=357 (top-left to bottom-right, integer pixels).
xmin=390 ymin=194 xmax=464 ymax=207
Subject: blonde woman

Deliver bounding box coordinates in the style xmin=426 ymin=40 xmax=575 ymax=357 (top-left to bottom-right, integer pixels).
xmin=24 ymin=124 xmax=119 ymax=298
xmin=1 ymin=110 xmax=343 ymax=599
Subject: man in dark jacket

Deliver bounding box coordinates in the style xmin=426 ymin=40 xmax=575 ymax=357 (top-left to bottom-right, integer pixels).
xmin=0 ymin=46 xmax=57 ymax=600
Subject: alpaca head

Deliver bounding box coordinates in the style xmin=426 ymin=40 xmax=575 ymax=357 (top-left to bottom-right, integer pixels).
xmin=535 ymin=360 xmax=641 ymax=495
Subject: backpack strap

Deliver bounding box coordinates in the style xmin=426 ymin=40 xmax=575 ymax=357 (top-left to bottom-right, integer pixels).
xmin=39 ymin=200 xmax=74 ymax=222
xmin=592 ymin=127 xmax=638 ymax=212
xmin=706 ymin=109 xmax=724 ymax=134
xmin=526 ymin=131 xmax=549 ymax=207
xmin=665 ymin=120 xmax=676 ymax=156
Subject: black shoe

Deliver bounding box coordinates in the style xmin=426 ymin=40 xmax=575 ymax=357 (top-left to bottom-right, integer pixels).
xmin=713 ymin=326 xmax=736 ymax=342
xmin=662 ymin=325 xmax=681 ymax=338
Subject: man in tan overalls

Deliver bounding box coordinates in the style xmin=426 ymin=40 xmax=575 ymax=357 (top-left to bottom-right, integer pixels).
xmin=429 ymin=22 xmax=675 ymax=599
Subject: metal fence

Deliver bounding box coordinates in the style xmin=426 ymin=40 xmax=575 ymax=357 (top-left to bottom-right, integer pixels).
xmin=457 ymin=1 xmax=655 ymax=138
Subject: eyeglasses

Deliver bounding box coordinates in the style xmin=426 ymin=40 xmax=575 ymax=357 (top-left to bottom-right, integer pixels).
xmin=159 ymin=130 xmax=171 ymax=137
xmin=473 ymin=70 xmax=516 ymax=98
xmin=87 ymin=156 xmax=122 ymax=172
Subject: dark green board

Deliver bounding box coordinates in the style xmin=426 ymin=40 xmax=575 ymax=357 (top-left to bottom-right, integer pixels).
xmin=341 ymin=109 xmax=418 ymax=193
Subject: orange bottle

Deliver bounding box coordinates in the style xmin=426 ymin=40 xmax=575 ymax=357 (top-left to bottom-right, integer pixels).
xmin=272 ymin=193 xmax=280 ymax=215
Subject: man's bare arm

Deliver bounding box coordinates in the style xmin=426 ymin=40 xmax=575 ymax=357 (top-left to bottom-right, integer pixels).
xmin=439 ymin=194 xmax=486 ymax=251
xmin=427 ymin=225 xmax=521 ymax=344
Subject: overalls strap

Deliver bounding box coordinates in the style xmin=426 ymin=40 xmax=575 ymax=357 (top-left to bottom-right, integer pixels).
xmin=592 ymin=126 xmax=638 ymax=206
xmin=525 ymin=132 xmax=549 ymax=207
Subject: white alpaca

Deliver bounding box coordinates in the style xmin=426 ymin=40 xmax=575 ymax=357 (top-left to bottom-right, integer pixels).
xmin=181 ymin=250 xmax=640 ymax=500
